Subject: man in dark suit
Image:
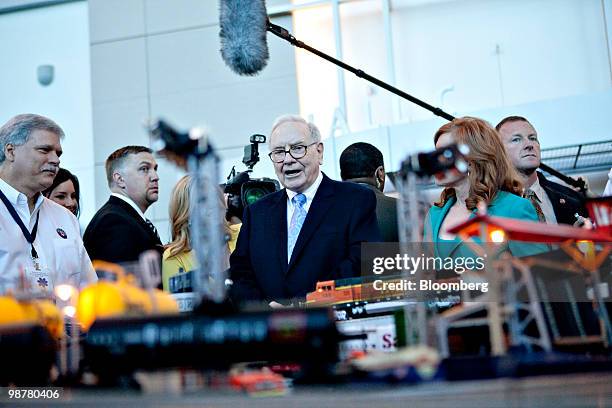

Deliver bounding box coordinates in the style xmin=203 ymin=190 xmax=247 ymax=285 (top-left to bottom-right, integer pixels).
xmin=496 ymin=117 xmax=597 ymax=344
xmin=339 ymin=142 xmax=398 ymax=242
xmin=496 ymin=116 xmax=588 ymax=225
xmin=84 ymin=145 xmax=162 ymax=265
xmin=229 ymin=115 xmax=381 ymax=306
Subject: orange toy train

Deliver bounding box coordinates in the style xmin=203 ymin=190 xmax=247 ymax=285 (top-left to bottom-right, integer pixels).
xmin=306 ymin=277 xmax=407 ymax=306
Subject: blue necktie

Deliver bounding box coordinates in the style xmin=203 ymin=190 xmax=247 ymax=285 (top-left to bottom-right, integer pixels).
xmin=288 ymin=193 xmax=307 ymax=261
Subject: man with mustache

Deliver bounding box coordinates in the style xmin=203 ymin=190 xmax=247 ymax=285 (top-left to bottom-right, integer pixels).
xmin=84 ymin=146 xmax=163 ymax=266
xmin=0 ymin=114 xmax=97 ymax=294
xmin=229 ymin=115 xmax=381 ymax=306
xmin=496 ymin=116 xmax=588 ymax=225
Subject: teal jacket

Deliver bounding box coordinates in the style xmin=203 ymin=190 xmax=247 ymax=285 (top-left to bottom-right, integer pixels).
xmin=425 ymin=190 xmax=548 ymax=259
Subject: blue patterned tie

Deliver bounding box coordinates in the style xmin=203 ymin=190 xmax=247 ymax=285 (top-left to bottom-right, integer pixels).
xmin=288 ymin=193 xmax=307 ymax=261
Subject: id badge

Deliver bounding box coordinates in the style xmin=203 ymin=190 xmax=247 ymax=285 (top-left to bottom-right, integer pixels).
xmin=24 ymin=264 xmax=54 ymax=295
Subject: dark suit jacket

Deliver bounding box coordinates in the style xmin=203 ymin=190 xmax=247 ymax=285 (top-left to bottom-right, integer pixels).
xmin=83 ymin=196 xmax=163 ymax=264
xmin=370 ymin=185 xmax=398 ymax=242
xmin=537 ymin=172 xmax=588 ymax=225
xmin=229 ymin=174 xmax=381 ymax=303
xmin=348 ymin=182 xmax=398 ymax=242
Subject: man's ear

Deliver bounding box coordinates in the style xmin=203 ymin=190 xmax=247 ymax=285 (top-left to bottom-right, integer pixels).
xmin=318 ymin=142 xmax=324 ymax=165
xmin=375 ymin=166 xmax=385 ymax=191
xmin=112 ymin=171 xmax=125 ymax=189
xmin=377 ymin=166 xmax=386 ymax=183
xmin=4 ymin=143 xmax=15 ymax=162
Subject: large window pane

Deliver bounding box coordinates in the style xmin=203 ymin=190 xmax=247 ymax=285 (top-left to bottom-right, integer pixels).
xmin=293 ymin=4 xmax=339 ymax=138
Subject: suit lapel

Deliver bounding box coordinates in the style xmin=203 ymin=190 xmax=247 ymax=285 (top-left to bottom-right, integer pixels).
xmin=109 ymin=196 xmax=160 ymax=245
xmin=287 ymin=175 xmax=335 ymax=270
xmin=537 ymin=173 xmax=564 ymax=221
xmin=269 ymin=190 xmax=289 ymax=274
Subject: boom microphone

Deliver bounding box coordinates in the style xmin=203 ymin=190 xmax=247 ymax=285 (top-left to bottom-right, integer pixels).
xmin=219 ymin=0 xmax=269 ymax=76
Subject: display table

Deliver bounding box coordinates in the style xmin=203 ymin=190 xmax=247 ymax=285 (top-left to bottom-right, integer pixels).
xmin=16 ymin=372 xmax=612 ymax=407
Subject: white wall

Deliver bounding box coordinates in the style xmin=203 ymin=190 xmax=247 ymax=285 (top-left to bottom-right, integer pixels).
xmin=288 ymin=0 xmax=612 ymax=185
xmin=392 ymin=0 xmax=611 ymax=121
xmin=0 ymin=1 xmax=95 ymax=223
xmin=88 ymin=0 xmax=300 ymax=243
xmin=294 ymin=0 xmax=612 ymax=136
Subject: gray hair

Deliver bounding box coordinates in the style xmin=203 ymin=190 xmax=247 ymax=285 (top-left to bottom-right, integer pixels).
xmin=270 ymin=114 xmax=321 ymax=145
xmin=0 ymin=114 xmax=65 ymax=164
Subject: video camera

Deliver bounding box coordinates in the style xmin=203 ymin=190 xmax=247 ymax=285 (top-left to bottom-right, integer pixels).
xmin=400 ymin=143 xmax=469 ymax=178
xmin=224 ymin=134 xmax=280 ymax=221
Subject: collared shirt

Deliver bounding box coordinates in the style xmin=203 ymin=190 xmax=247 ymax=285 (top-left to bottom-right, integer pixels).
xmin=604 ymin=168 xmax=612 ymax=196
xmin=286 ymin=171 xmax=323 ymax=235
xmin=529 ymin=177 xmax=558 ymax=224
xmin=0 ymin=178 xmax=97 ymax=294
xmin=111 ymin=193 xmax=147 ymax=221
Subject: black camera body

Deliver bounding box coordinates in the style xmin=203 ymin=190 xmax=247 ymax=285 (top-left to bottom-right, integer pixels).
xmin=400 ymin=143 xmax=469 ymax=178
xmin=224 ymin=134 xmax=280 ymax=221
xmin=224 ymin=173 xmax=279 ymax=221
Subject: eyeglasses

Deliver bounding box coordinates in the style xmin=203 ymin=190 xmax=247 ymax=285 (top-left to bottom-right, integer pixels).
xmin=268 ymin=142 xmax=319 ymax=163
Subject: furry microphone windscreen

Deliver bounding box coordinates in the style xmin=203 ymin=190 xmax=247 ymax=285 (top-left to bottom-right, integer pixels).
xmin=219 ymin=0 xmax=270 ymax=76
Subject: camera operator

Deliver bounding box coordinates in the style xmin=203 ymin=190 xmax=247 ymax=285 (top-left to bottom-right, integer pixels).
xmin=229 ymin=115 xmax=381 ymax=307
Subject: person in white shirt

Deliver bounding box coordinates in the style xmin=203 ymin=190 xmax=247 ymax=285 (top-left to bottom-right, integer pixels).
xmin=0 ymin=114 xmax=97 ymax=295
xmin=83 ymin=146 xmax=162 ymax=266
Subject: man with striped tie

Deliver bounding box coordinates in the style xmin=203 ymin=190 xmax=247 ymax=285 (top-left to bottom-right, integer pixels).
xmin=496 ymin=116 xmax=588 ymax=226
xmin=84 ymin=146 xmax=163 ymax=268
xmin=229 ymin=115 xmax=381 ymax=306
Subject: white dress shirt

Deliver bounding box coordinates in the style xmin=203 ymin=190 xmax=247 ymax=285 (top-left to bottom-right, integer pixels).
xmin=529 ymin=177 xmax=558 ymax=224
xmin=111 ymin=192 xmax=147 ymax=221
xmin=286 ymin=171 xmax=323 ymax=235
xmin=604 ymin=168 xmax=612 ymax=196
xmin=0 ymin=178 xmax=97 ymax=294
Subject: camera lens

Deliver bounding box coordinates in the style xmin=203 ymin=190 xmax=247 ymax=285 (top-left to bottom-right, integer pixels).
xmin=244 ymin=186 xmax=268 ymax=205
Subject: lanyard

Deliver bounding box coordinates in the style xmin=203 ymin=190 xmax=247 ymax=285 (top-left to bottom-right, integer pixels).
xmin=0 ymin=187 xmax=41 ymax=260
